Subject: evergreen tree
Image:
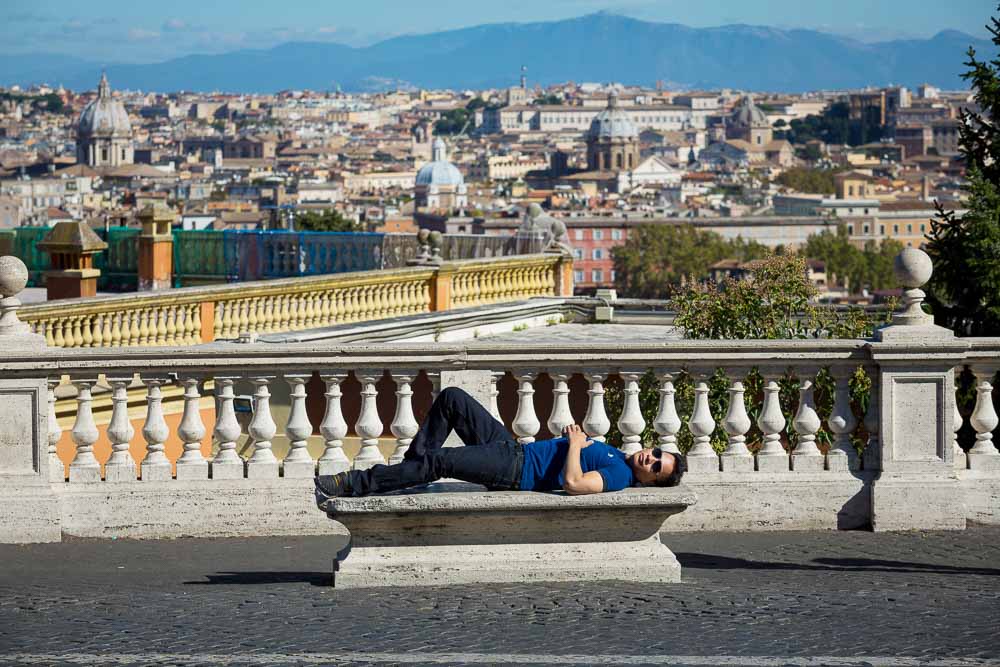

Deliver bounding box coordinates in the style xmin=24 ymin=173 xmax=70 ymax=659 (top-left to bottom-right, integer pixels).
xmin=925 ymin=6 xmax=1000 ymax=336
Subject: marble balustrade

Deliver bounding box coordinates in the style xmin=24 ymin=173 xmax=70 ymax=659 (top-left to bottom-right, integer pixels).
xmin=31 ymin=339 xmax=999 ymax=483
xmin=17 ymin=254 xmax=566 ymax=349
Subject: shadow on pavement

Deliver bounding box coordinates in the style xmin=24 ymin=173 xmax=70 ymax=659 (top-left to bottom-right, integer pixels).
xmin=675 ymin=553 xmax=1000 ymax=576
xmin=184 ymin=571 xmax=332 ymax=587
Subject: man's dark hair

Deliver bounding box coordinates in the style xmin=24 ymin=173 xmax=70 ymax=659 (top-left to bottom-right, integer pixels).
xmin=655 ymin=453 xmax=686 ymax=487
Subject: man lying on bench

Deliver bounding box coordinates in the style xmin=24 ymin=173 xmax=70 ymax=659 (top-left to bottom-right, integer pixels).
xmin=315 ymin=386 xmax=686 ymax=506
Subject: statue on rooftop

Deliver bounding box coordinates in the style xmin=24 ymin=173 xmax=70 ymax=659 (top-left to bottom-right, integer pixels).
xmin=517 ymin=203 xmax=572 ymax=254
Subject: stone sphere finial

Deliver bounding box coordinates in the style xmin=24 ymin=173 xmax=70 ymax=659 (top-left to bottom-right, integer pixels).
xmin=891 ymin=247 xmax=935 ymax=327
xmin=0 ymin=256 xmax=29 ymax=298
xmin=527 ymin=203 xmax=544 ymax=218
xmin=894 ymin=247 xmax=933 ymax=289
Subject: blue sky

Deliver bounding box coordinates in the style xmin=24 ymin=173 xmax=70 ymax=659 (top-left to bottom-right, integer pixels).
xmin=2 ymin=0 xmax=994 ymax=63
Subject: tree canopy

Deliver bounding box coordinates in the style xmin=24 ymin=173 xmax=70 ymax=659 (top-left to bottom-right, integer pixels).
xmin=802 ymin=225 xmax=903 ymax=293
xmin=925 ymin=5 xmax=1000 ymax=336
xmin=776 ymin=167 xmax=841 ymax=194
xmin=294 ymin=209 xmax=364 ymax=233
xmin=611 ymin=224 xmax=769 ymax=299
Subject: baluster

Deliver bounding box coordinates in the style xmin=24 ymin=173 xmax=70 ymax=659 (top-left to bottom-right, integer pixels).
xmin=686 ymin=371 xmax=719 ymax=472
xmin=617 ymin=371 xmax=646 ymax=455
xmin=129 ymin=309 xmax=141 ymax=346
xmin=52 ymin=318 xmax=65 ymax=347
xmin=488 ymin=371 xmax=504 ymax=422
xmin=165 ymin=307 xmax=178 ymax=345
xmin=862 ymin=369 xmax=880 ymax=471
xmin=211 ymin=376 xmax=245 ymax=479
xmin=104 ymin=376 xmax=137 ymax=482
xmin=89 ymin=315 xmax=102 ymax=347
xmin=953 ymin=368 xmax=967 ymax=470
xmin=791 ymin=371 xmax=824 ymax=471
xmin=512 ymin=371 xmax=540 ymax=444
xmin=320 ymin=291 xmax=334 ymax=326
xmin=70 ymin=316 xmax=83 ymax=348
xmin=102 ymin=312 xmax=113 ymax=347
xmin=138 ymin=308 xmax=151 ymax=345
xmin=319 ymin=373 xmax=350 ymax=475
xmin=247 ymin=376 xmax=279 ymax=478
xmin=353 ymin=373 xmax=386 ymax=469
xmin=968 ymin=366 xmax=1000 ymax=470
xmin=220 ymin=300 xmax=234 ymax=338
xmin=190 ymin=304 xmax=202 ymax=344
xmin=283 ymin=374 xmax=316 ymax=477
xmin=653 ymin=372 xmax=682 ymax=454
xmin=547 ymin=372 xmax=574 ymax=437
xmin=81 ymin=315 xmax=94 ymax=347
xmin=756 ymin=373 xmax=789 ymax=472
xmin=175 ymin=376 xmax=208 ymax=480
xmin=110 ymin=311 xmax=123 ymax=347
xmin=140 ymin=376 xmax=172 ymax=481
xmin=389 ymin=372 xmax=419 ymax=464
xmin=69 ymin=379 xmax=101 ymax=482
xmin=246 ymin=296 xmax=260 ymax=332
xmin=582 ymin=372 xmax=611 ymax=442
xmin=155 ymin=307 xmax=168 ymax=345
xmin=42 ymin=321 xmax=55 ymax=347
xmin=47 ymin=379 xmax=63 ymax=482
xmin=720 ymin=372 xmax=753 ymax=472
xmin=827 ymin=367 xmax=860 ymax=472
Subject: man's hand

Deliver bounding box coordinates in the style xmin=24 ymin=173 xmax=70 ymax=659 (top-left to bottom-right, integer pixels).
xmin=564 ymin=424 xmax=592 ymax=448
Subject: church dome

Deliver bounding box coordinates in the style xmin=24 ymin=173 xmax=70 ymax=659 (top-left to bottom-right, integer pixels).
xmin=415 ymin=138 xmax=465 ymax=187
xmin=77 ymin=73 xmax=131 ymax=139
xmin=730 ymin=95 xmax=768 ymax=128
xmin=588 ymin=94 xmax=637 ymax=141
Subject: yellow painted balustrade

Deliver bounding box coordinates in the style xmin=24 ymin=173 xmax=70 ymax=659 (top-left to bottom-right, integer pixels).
xmin=18 ymin=253 xmax=572 ymax=348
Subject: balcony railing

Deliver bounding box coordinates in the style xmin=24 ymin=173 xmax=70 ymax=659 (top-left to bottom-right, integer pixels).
xmin=18 ymin=253 xmax=569 ymax=348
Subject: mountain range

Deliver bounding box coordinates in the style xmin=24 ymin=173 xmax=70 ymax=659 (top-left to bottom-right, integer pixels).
xmin=0 ymin=13 xmax=992 ymax=93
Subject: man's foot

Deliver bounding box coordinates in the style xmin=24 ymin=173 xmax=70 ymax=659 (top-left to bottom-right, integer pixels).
xmin=314 ymin=472 xmax=353 ymax=509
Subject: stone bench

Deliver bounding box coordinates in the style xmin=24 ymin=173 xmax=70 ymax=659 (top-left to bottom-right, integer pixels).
xmin=325 ymin=483 xmax=697 ymax=588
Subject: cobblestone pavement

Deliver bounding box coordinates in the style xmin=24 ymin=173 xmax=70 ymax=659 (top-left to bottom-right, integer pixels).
xmin=0 ymin=526 xmax=998 ymax=666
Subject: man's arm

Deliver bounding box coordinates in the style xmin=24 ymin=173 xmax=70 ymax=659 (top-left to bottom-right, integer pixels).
xmin=561 ymin=424 xmax=604 ymax=495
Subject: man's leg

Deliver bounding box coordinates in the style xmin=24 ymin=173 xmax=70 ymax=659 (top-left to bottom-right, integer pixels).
xmin=405 ymin=386 xmax=513 ymax=460
xmin=342 ymin=441 xmax=521 ymax=496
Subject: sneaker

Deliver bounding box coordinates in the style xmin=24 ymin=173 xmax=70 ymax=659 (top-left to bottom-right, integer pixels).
xmin=314 ymin=472 xmax=352 ymax=509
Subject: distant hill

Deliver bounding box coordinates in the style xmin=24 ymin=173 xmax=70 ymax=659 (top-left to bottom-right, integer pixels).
xmin=0 ymin=13 xmax=992 ymax=93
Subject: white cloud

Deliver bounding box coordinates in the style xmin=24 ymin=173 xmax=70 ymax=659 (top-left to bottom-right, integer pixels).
xmin=162 ymin=19 xmax=187 ymax=32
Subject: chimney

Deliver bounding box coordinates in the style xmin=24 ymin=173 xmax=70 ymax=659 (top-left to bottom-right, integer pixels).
xmin=921 ymin=175 xmax=931 ymax=202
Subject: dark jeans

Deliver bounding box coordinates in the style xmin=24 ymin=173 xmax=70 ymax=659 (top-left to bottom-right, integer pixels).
xmin=345 ymin=387 xmax=523 ymax=496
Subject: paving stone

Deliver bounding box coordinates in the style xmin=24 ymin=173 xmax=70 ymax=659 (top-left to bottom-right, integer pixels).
xmin=0 ymin=527 xmax=997 ymax=663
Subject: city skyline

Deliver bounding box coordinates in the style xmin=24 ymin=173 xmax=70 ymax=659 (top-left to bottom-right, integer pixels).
xmin=1 ymin=0 xmax=993 ymax=64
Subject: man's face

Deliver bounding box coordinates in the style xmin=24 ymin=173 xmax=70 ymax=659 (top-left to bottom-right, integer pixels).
xmin=628 ymin=447 xmax=675 ymax=486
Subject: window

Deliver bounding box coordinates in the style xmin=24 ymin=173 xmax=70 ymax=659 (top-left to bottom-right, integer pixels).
xmin=592 ymin=269 xmax=604 ymax=282
xmin=894 ymin=224 xmax=899 ymax=234
xmin=880 ymin=225 xmax=885 ymax=235
xmin=574 ymin=270 xmax=584 ymax=283
xmin=610 ymin=270 xmax=617 ymax=282
xmin=592 ymin=248 xmax=604 ymax=260
xmin=864 ymin=208 xmax=870 ymax=215
xmin=611 ymin=229 xmax=623 ymax=241
xmin=574 ymin=229 xmax=584 ymax=241
xmin=847 ymin=224 xmax=854 ymax=234
xmin=573 ymin=248 xmax=583 ymax=260
xmin=920 ymin=223 xmax=926 ymax=232
xmin=863 ymin=224 xmax=870 ymax=234
xmin=592 ymin=229 xmax=603 ymax=240
xmin=101 ymin=148 xmax=108 ymax=162
xmin=907 ymin=224 xmax=913 ymax=233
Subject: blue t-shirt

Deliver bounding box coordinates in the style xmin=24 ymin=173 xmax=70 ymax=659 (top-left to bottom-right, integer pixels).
xmin=519 ymin=437 xmax=634 ymax=492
